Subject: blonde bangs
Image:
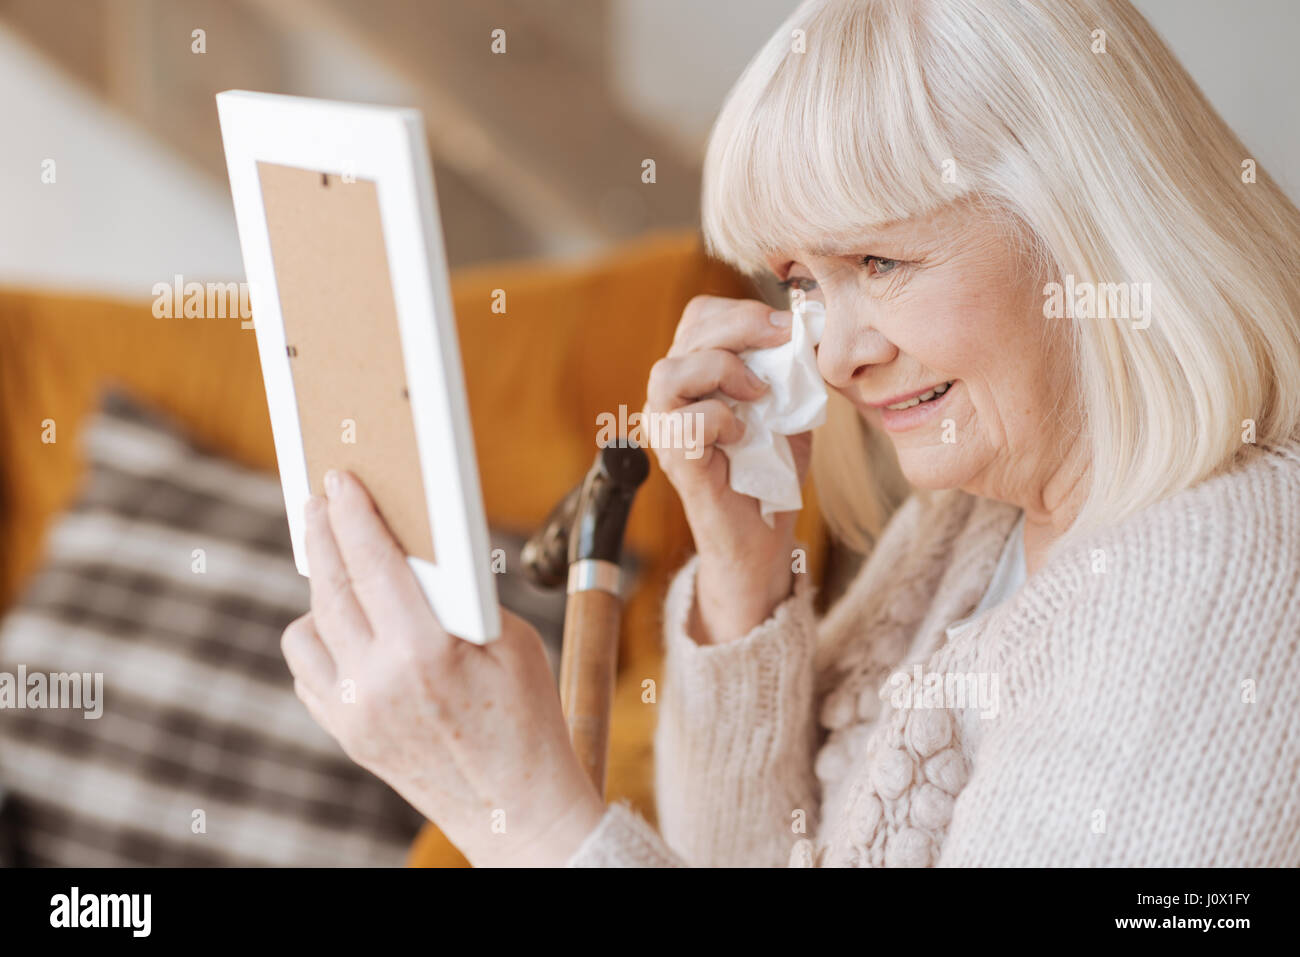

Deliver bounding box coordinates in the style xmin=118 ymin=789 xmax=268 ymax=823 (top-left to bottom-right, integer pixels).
xmin=701 ymin=0 xmax=965 ymax=276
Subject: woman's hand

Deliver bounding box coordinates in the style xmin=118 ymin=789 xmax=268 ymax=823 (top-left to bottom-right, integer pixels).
xmin=280 ymin=469 xmax=604 ymax=867
xmin=645 ymin=295 xmax=811 ymax=643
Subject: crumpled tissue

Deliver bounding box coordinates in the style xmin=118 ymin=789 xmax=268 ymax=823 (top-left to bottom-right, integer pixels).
xmin=717 ymin=299 xmax=828 ymax=525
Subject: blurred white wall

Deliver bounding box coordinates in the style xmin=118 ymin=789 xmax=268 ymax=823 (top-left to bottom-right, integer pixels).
xmin=0 ymin=24 xmax=244 ymax=298
xmin=0 ymin=21 xmax=427 ymax=299
xmin=608 ymin=0 xmax=796 ymax=155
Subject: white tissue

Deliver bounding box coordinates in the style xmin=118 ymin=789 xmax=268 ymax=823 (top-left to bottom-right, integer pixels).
xmin=718 ymin=299 xmax=828 ymax=525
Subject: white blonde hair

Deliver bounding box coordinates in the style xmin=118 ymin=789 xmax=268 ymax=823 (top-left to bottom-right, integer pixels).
xmin=702 ymin=0 xmax=1300 ymax=555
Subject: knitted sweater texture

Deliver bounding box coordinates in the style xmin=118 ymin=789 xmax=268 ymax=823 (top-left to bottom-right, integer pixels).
xmin=566 ymin=440 xmax=1300 ymax=867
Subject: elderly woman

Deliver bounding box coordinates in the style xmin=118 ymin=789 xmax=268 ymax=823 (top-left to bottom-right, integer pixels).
xmin=282 ymin=0 xmax=1300 ymax=867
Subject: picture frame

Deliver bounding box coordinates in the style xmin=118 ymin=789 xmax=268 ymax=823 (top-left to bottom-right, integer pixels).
xmin=216 ymin=90 xmax=500 ymax=643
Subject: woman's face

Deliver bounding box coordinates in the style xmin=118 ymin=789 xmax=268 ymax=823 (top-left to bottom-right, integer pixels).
xmin=773 ymin=202 xmax=1079 ymax=501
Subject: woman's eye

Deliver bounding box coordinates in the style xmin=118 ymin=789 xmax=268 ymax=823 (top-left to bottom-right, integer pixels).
xmin=778 ymin=276 xmax=819 ymax=293
xmin=862 ymin=256 xmax=900 ymax=276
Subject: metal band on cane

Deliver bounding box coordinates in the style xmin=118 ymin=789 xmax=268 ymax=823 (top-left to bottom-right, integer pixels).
xmin=566 ymin=558 xmax=621 ymax=597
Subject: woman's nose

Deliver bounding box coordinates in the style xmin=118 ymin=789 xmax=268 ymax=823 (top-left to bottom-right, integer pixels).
xmin=816 ymin=306 xmax=896 ymax=390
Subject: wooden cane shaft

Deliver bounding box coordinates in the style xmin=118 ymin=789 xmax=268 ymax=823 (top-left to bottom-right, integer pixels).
xmin=559 ymin=588 xmax=623 ymax=797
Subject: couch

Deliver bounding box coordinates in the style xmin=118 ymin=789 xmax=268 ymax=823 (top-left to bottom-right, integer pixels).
xmin=0 ymin=229 xmax=828 ymax=866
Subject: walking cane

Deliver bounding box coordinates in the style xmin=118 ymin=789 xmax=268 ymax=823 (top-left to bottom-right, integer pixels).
xmin=521 ymin=443 xmax=649 ymax=795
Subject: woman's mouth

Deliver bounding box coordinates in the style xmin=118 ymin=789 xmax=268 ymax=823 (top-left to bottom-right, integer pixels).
xmin=884 ymin=381 xmax=954 ymax=410
xmin=875 ymin=380 xmax=957 ymax=432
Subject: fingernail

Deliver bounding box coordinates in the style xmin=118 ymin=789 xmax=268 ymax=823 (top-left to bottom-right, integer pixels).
xmin=769 ymin=310 xmax=792 ymax=327
xmin=324 ymin=470 xmax=341 ymax=499
xmin=746 ymin=368 xmax=768 ymax=391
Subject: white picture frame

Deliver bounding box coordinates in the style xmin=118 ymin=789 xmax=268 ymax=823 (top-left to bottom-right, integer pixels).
xmin=216 ymin=90 xmax=500 ymax=644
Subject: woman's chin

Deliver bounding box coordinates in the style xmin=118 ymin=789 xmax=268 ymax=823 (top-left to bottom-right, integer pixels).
xmin=894 ymin=448 xmax=973 ymax=491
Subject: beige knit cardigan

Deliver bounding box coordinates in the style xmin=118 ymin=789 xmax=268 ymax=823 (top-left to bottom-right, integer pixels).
xmin=566 ymin=439 xmax=1300 ymax=867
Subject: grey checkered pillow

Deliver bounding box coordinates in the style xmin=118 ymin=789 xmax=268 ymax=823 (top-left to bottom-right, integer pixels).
xmin=0 ymin=391 xmax=428 ymax=866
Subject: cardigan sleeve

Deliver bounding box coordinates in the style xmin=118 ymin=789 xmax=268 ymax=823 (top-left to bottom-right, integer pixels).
xmin=564 ymin=801 xmax=687 ymax=867
xmin=567 ymin=555 xmax=822 ymax=867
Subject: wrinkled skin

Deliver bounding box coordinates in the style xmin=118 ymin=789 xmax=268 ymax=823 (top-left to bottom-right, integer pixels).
xmin=281 ymin=470 xmax=603 ymax=867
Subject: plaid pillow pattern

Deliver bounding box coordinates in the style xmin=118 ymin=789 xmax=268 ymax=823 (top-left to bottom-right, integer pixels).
xmin=0 ymin=391 xmax=427 ymax=866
